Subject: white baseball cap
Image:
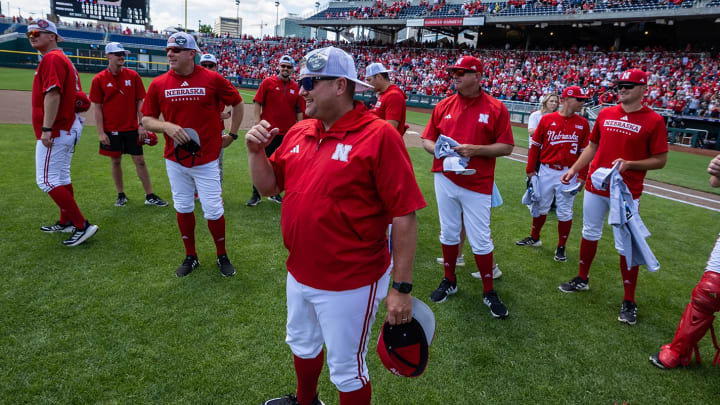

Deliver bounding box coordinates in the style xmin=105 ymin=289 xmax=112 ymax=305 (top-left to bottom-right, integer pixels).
xmin=278 ymin=55 xmax=295 ymax=66
xmin=166 ymin=32 xmax=201 ymax=52
xmin=28 ymin=19 xmax=63 ymax=41
xmin=200 ymin=53 xmax=218 ymax=64
xmin=365 ymin=62 xmax=392 ymax=78
xmin=299 ymin=46 xmax=371 ymax=92
xmin=105 ymin=42 xmax=130 ymax=55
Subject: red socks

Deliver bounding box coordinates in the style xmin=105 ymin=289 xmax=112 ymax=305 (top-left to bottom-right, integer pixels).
xmin=441 ymin=244 xmax=459 ymax=283
xmin=620 ymin=255 xmax=639 ymax=303
xmin=207 ymin=215 xmax=227 ymax=256
xmin=294 ymin=351 xmax=324 ymax=405
xmin=531 ymin=215 xmax=547 ymax=241
xmin=176 ymin=212 xmax=196 ymax=256
xmin=58 ymin=184 xmax=75 ymax=224
xmin=578 ymin=238 xmax=598 ymax=280
xmin=338 ymin=383 xmax=371 ymax=405
xmin=474 ymin=252 xmax=494 ymax=293
xmin=48 ymin=185 xmax=85 ymax=228
xmin=557 ymin=220 xmax=572 ymax=247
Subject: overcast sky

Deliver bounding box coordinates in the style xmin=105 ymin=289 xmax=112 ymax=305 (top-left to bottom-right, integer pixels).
xmin=8 ymin=0 xmax=325 ymax=37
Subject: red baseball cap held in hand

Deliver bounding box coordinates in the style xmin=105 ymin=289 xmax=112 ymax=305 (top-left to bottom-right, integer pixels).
xmin=74 ymin=91 xmax=91 ymax=113
xmin=446 ymin=56 xmax=483 ymax=75
xmin=138 ymin=131 xmax=159 ymax=146
xmin=376 ymin=297 xmax=435 ymax=377
xmin=615 ymin=69 xmax=647 ymax=85
xmin=561 ymin=86 xmax=589 ymax=99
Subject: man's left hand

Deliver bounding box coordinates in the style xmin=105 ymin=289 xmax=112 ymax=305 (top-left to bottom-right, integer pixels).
xmin=385 ymin=289 xmax=412 ymax=325
xmin=452 ymin=144 xmax=477 ymax=157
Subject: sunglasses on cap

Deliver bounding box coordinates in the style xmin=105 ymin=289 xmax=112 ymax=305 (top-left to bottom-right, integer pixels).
xmin=109 ymin=51 xmax=126 ymax=57
xmin=165 ymin=47 xmax=193 ymax=54
xmin=25 ymin=30 xmax=51 ymax=38
xmin=617 ymin=83 xmax=638 ymax=90
xmin=299 ymin=76 xmax=338 ymax=91
xmin=201 ymin=63 xmax=217 ymax=68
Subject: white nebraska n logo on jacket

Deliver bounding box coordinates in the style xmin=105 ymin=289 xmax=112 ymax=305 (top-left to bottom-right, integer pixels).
xmin=331 ymin=144 xmax=352 ymax=162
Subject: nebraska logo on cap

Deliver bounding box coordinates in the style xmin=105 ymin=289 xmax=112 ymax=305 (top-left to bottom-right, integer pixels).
xmin=38 ymin=19 xmax=49 ymax=29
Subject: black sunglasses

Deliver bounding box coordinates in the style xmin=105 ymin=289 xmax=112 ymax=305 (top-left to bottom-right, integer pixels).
xmin=617 ymin=84 xmax=638 ymax=90
xmin=573 ymin=97 xmax=587 ymax=102
xmin=201 ymin=63 xmax=216 ymax=68
xmin=450 ymin=69 xmax=475 ymax=77
xmin=279 ymin=64 xmax=294 ymax=69
xmin=109 ymin=51 xmax=126 ymax=57
xmin=299 ymin=76 xmax=338 ymax=91
xmin=166 ymin=48 xmax=193 ymax=54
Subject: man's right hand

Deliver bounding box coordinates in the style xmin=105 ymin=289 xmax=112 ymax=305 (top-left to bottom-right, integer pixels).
xmin=246 ymin=120 xmax=279 ymax=154
xmin=164 ymin=123 xmax=191 ymax=144
xmin=99 ymin=132 xmax=110 ymax=146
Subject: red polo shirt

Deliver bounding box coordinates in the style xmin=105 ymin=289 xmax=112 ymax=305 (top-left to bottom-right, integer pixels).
xmin=142 ymin=66 xmax=242 ymax=166
xmin=527 ymin=111 xmax=590 ymax=174
xmin=269 ymin=102 xmax=427 ymax=291
xmin=90 ymin=67 xmax=146 ymax=132
xmin=421 ymin=91 xmax=514 ymax=194
xmin=253 ymin=75 xmax=302 ymax=135
xmin=370 ymin=84 xmax=407 ymax=135
xmin=586 ymin=105 xmax=668 ymax=199
xmin=32 ymin=49 xmax=80 ymax=139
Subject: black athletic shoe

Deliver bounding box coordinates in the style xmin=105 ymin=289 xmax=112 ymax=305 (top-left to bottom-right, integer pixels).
xmin=63 ymin=221 xmax=98 ymax=247
xmin=558 ymin=276 xmax=589 ymax=293
xmin=115 ymin=193 xmax=128 ymax=207
xmin=618 ymin=300 xmax=638 ymax=325
xmin=246 ymin=193 xmax=261 ymax=207
xmin=40 ymin=221 xmax=75 ymax=233
xmin=483 ymin=289 xmax=509 ymax=319
xmin=649 ymin=352 xmax=668 ymax=369
xmin=554 ymin=246 xmax=567 ymax=262
xmin=430 ymin=277 xmax=457 ymax=303
xmin=176 ymin=255 xmax=199 ymax=277
xmin=145 ymin=193 xmax=168 ymax=207
xmin=515 ymin=236 xmax=542 ymax=247
xmin=268 ymin=194 xmax=283 ymax=204
xmin=217 ymin=254 xmax=236 ymax=277
xmin=263 ymin=394 xmax=325 ymax=405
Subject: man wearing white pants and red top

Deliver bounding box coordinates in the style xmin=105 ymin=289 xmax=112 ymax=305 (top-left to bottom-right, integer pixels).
xmin=29 ymin=18 xmax=98 ymax=247
xmin=559 ymin=69 xmax=668 ymax=325
xmin=421 ymin=55 xmax=514 ymax=319
xmin=515 ymin=86 xmax=591 ymax=262
xmin=247 ymin=46 xmax=426 ymax=405
xmin=142 ymin=32 xmax=244 ymax=277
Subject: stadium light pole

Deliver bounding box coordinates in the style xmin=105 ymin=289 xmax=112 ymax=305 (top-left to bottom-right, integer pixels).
xmin=275 ymin=1 xmax=279 ymax=37
xmin=315 ymin=2 xmax=319 ymax=39
xmin=184 ymin=0 xmax=187 ymax=32
xmin=236 ymin=0 xmax=240 ymax=38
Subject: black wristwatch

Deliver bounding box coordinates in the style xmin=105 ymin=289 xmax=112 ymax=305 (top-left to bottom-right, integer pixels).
xmin=41 ymin=126 xmax=52 ymax=132
xmin=392 ymin=281 xmax=413 ymax=294
xmin=228 ymin=132 xmax=239 ymax=140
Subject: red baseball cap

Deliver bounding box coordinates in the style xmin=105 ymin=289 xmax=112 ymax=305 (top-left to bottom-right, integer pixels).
xmin=446 ymin=56 xmax=482 ymax=74
xmin=615 ymin=69 xmax=647 ymax=85
xmin=376 ymin=297 xmax=435 ymax=378
xmin=561 ymin=86 xmax=589 ymax=99
xmin=138 ymin=131 xmax=159 ymax=146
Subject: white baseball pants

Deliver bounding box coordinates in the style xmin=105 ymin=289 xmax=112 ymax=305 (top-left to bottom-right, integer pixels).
xmin=35 ymin=114 xmax=84 ymax=193
xmin=581 ymin=191 xmax=639 ymax=241
xmin=165 ymin=158 xmax=223 ymax=220
xmin=534 ymin=164 xmax=577 ymax=221
xmin=706 ymin=233 xmax=720 ymax=275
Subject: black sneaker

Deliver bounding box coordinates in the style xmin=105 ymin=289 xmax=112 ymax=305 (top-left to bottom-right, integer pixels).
xmin=263 ymin=394 xmax=325 ymax=405
xmin=176 ymin=255 xmax=199 ymax=277
xmin=268 ymin=194 xmax=283 ymax=204
xmin=558 ymin=276 xmax=589 ymax=293
xmin=217 ymin=254 xmax=236 ymax=277
xmin=145 ymin=193 xmax=168 ymax=207
xmin=63 ymin=221 xmax=98 ymax=247
xmin=115 ymin=193 xmax=128 ymax=207
xmin=554 ymin=246 xmax=567 ymax=262
xmin=649 ymin=352 xmax=668 ymax=369
xmin=618 ymin=300 xmax=638 ymax=325
xmin=430 ymin=277 xmax=457 ymax=303
xmin=246 ymin=193 xmax=262 ymax=207
xmin=40 ymin=221 xmax=75 ymax=233
xmin=515 ymin=236 xmax=542 ymax=247
xmin=483 ymin=289 xmax=509 ymax=319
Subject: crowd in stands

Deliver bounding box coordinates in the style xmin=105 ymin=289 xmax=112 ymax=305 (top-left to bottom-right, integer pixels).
xmin=1 ymin=15 xmax=165 ymax=37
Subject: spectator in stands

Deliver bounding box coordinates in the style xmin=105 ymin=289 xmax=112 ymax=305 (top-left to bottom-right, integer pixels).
xmin=527 ymin=93 xmax=560 ymax=144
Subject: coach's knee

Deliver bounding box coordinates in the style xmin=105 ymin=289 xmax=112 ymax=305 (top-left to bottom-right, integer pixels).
xmin=36 ymin=180 xmax=53 ymax=193
xmin=328 ymin=360 xmax=367 ymax=392
xmin=581 ymin=223 xmax=602 ymax=241
xmin=173 ymin=197 xmax=194 ymax=214
xmin=202 ymin=203 xmax=224 ymax=221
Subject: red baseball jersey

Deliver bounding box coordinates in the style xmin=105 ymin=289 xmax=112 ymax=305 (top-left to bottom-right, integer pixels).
xmin=32 ymin=49 xmax=81 ymax=139
xmin=269 ymin=102 xmax=427 ymax=291
xmin=586 ymin=105 xmax=668 ymax=199
xmin=142 ymin=66 xmax=242 ymax=166
xmin=89 ymin=67 xmax=146 ymax=132
xmin=526 ymin=112 xmax=590 ymax=173
xmin=370 ymin=84 xmax=407 ymax=135
xmin=253 ymin=75 xmax=302 ymax=135
xmin=421 ymin=91 xmax=514 ymax=194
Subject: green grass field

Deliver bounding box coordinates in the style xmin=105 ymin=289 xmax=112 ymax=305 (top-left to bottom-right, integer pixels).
xmin=2 ymin=122 xmax=719 ymax=404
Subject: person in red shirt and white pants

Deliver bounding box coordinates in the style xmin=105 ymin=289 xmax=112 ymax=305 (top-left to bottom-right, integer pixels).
xmin=515 ymin=86 xmax=591 ymax=262
xmin=247 ymin=46 xmax=426 ymax=405
xmin=142 ymin=32 xmax=244 ymax=278
xmin=30 ymin=19 xmax=98 ymax=247
xmin=559 ymin=69 xmax=668 ymax=325
xmin=421 ymin=56 xmax=514 ymax=319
